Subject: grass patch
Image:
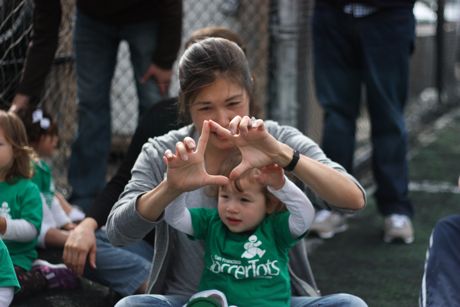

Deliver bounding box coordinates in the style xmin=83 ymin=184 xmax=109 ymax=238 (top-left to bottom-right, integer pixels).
xmin=410 ymin=117 xmax=460 ymax=183
xmin=309 ymin=192 xmax=460 ymax=307
xmin=308 ymin=111 xmax=460 ymax=307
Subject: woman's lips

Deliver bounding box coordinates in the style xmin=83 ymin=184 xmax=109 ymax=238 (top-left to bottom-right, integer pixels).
xmin=212 ymin=131 xmax=228 ymax=141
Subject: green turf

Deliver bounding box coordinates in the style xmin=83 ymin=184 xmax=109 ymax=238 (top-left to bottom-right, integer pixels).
xmin=308 ymin=111 xmax=460 ymax=307
xmin=410 ymin=116 xmax=460 ymax=183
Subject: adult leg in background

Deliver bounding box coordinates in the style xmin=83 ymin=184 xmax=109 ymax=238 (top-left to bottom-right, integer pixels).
xmin=360 ymin=8 xmax=415 ymax=218
xmin=68 ymin=10 xmax=119 ymax=212
xmin=122 ymin=20 xmax=163 ymax=117
xmin=313 ymin=6 xmax=362 ymax=174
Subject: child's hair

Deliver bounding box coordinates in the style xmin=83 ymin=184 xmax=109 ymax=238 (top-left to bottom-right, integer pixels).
xmin=212 ymin=152 xmax=284 ymax=213
xmin=0 ymin=110 xmax=34 ymax=181
xmin=178 ymin=37 xmax=261 ymax=123
xmin=18 ymin=107 xmax=58 ymax=145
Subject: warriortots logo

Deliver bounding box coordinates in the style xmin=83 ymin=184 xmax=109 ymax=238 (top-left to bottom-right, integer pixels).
xmin=209 ymin=235 xmax=280 ymax=279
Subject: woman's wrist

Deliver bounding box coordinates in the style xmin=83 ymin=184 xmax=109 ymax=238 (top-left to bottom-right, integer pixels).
xmin=137 ymin=179 xmax=183 ymax=221
xmin=274 ymin=143 xmax=296 ymax=169
xmin=162 ymin=178 xmax=184 ymax=198
xmin=283 ymin=149 xmax=300 ymax=172
xmin=80 ymin=217 xmax=98 ymax=231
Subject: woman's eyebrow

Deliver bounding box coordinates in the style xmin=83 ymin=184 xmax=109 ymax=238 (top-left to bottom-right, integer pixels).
xmin=225 ymin=94 xmax=243 ymax=101
xmin=191 ymin=100 xmax=212 ymax=106
xmin=192 ymin=94 xmax=243 ymax=105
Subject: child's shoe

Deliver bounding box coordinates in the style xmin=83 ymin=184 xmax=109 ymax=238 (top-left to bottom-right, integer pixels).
xmin=32 ymin=259 xmax=80 ymax=289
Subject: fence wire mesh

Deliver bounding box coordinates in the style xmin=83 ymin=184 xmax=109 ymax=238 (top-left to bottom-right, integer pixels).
xmin=0 ymin=0 xmax=33 ymax=107
xmin=1 ymin=0 xmax=460 ymax=195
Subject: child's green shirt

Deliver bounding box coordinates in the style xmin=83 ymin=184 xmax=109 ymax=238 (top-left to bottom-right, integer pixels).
xmin=190 ymin=208 xmax=299 ymax=307
xmin=0 ymin=178 xmax=42 ymax=270
xmin=0 ymin=238 xmax=20 ymax=291
xmin=31 ymin=159 xmax=54 ymax=208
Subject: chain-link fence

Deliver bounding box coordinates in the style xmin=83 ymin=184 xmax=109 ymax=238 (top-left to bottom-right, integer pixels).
xmin=1 ymin=0 xmax=460 ymax=194
xmin=0 ymin=0 xmax=33 ymax=106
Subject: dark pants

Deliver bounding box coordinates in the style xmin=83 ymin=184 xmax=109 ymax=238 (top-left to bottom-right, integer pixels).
xmin=68 ymin=10 xmax=161 ymax=211
xmin=313 ymin=6 xmax=415 ymax=217
xmin=420 ymin=215 xmax=460 ymax=306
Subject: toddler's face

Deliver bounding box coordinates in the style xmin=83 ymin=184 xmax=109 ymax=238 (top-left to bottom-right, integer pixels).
xmin=0 ymin=128 xmax=13 ymax=179
xmin=217 ymin=176 xmax=267 ymax=233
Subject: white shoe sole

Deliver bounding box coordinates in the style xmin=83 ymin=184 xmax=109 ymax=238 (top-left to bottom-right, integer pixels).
xmin=383 ymin=234 xmax=414 ymax=244
xmin=32 ymin=259 xmax=68 ymax=269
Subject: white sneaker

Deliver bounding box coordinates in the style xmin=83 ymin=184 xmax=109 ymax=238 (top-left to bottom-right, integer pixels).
xmin=383 ymin=214 xmax=414 ymax=244
xmin=309 ymin=210 xmax=348 ymax=239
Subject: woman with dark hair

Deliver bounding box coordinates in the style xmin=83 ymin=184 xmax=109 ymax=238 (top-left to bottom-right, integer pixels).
xmin=62 ymin=27 xmax=254 ymax=298
xmin=108 ymin=38 xmax=367 ymax=307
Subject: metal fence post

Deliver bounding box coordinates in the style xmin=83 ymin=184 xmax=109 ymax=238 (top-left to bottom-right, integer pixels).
xmin=268 ymin=0 xmax=301 ymax=127
xmin=436 ymin=0 xmax=445 ymax=105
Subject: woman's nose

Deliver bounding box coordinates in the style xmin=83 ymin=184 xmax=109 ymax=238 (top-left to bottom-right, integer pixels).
xmin=214 ymin=109 xmax=231 ymax=128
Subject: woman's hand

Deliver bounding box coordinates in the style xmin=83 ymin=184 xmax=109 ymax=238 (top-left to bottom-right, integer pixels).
xmin=63 ymin=218 xmax=98 ymax=276
xmin=163 ymin=120 xmax=229 ymax=192
xmin=208 ymin=116 xmax=282 ymax=179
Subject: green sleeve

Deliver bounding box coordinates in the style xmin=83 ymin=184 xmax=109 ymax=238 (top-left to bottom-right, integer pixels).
xmin=189 ymin=208 xmax=216 ymax=240
xmin=0 ymin=239 xmax=20 ymax=291
xmin=19 ymin=181 xmax=43 ymax=232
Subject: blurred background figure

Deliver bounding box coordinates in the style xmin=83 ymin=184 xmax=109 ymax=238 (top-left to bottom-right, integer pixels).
xmin=311 ymin=0 xmax=416 ymax=244
xmin=67 ymin=0 xmax=183 ymax=211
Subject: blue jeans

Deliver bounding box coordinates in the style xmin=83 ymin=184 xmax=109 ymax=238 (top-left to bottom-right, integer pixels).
xmin=115 ymin=293 xmax=367 ymax=307
xmin=68 ymin=10 xmax=162 ymax=211
xmin=83 ymin=229 xmax=153 ymax=296
xmin=420 ymin=215 xmax=460 ymax=307
xmin=313 ymin=6 xmax=415 ymax=217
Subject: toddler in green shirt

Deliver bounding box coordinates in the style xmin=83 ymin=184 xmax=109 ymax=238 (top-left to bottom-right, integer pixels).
xmin=163 ymin=121 xmax=315 ymax=307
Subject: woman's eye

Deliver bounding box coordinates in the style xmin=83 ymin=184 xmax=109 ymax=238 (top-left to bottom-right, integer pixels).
xmin=241 ymin=198 xmax=250 ymax=203
xmin=198 ymin=106 xmax=211 ymax=111
xmin=227 ymin=101 xmax=240 ymax=107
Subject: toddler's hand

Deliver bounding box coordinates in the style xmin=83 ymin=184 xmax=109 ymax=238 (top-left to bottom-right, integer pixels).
xmin=255 ymin=163 xmax=285 ymax=190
